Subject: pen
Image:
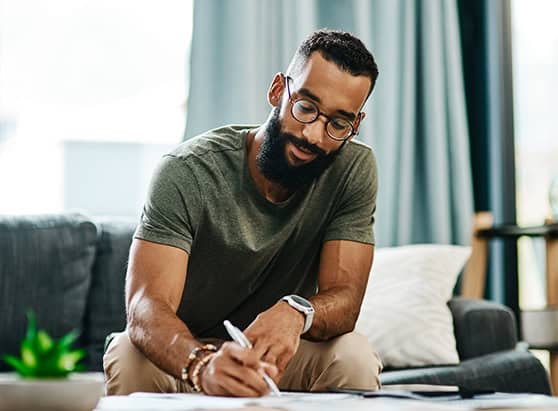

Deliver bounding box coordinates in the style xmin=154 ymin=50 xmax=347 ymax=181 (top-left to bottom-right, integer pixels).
xmin=223 ymin=320 xmax=281 ymax=396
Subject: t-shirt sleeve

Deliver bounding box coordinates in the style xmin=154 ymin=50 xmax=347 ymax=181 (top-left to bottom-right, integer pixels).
xmin=134 ymin=154 xmax=201 ymax=253
xmin=323 ymin=148 xmax=378 ymax=245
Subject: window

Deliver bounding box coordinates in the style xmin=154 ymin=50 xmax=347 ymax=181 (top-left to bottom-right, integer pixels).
xmin=512 ymin=0 xmax=558 ymax=308
xmin=512 ymin=0 xmax=558 ymax=370
xmin=0 ymin=0 xmax=193 ymax=215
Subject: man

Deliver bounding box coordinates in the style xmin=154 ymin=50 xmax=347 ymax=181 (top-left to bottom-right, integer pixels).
xmin=104 ymin=29 xmax=382 ymax=397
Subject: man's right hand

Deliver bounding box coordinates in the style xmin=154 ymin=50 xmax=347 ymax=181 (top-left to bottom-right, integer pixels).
xmin=199 ymin=342 xmax=278 ymax=397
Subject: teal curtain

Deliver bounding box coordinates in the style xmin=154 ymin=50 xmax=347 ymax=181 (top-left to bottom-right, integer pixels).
xmin=458 ymin=0 xmax=518 ymax=310
xmin=185 ymin=0 xmax=316 ymax=138
xmin=186 ymin=0 xmax=474 ymax=247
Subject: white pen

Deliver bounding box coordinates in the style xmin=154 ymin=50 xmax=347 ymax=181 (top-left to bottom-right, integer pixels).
xmin=223 ymin=320 xmax=281 ymax=396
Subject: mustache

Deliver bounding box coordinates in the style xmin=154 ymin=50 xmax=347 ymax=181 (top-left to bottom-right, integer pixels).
xmin=284 ymin=133 xmax=327 ymax=157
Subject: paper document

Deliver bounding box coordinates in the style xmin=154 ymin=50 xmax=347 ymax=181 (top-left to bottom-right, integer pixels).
xmin=95 ymin=391 xmax=355 ymax=410
xmin=94 ymin=391 xmax=558 ymax=411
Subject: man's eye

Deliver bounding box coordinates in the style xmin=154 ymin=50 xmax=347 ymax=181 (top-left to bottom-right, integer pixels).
xmin=296 ymin=101 xmax=316 ymax=113
xmin=330 ymin=118 xmax=350 ymax=130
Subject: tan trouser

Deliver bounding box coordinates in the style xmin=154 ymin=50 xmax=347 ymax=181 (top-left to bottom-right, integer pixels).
xmin=104 ymin=331 xmax=382 ymax=395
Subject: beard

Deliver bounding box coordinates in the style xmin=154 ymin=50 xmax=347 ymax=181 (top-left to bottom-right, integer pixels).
xmin=256 ymin=107 xmax=342 ymax=191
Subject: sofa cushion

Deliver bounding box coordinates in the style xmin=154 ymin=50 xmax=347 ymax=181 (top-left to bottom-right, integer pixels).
xmin=0 ymin=213 xmax=97 ymax=371
xmin=83 ymin=218 xmax=136 ymax=371
xmin=355 ymin=244 xmax=471 ymax=368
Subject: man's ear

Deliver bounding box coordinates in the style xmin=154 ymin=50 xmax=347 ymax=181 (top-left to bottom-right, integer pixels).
xmin=267 ymin=72 xmax=285 ymax=107
xmin=352 ymin=112 xmax=366 ymax=137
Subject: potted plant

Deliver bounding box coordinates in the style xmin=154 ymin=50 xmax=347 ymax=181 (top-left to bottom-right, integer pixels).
xmin=0 ymin=310 xmax=104 ymax=411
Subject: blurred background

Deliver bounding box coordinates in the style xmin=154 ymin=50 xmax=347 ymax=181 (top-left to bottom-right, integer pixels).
xmin=0 ymin=0 xmax=557 ymax=365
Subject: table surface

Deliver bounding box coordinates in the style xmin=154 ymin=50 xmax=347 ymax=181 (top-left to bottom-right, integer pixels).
xmin=93 ymin=391 xmax=558 ymax=411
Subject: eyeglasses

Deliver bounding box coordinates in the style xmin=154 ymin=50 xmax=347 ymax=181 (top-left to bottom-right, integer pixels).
xmin=283 ymin=74 xmax=358 ymax=141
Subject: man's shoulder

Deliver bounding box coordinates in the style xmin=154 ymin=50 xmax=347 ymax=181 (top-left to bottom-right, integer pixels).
xmin=345 ymin=138 xmax=373 ymax=154
xmin=169 ymin=124 xmax=258 ymax=159
xmin=319 ymin=138 xmax=377 ymax=187
xmin=336 ymin=138 xmax=376 ymax=167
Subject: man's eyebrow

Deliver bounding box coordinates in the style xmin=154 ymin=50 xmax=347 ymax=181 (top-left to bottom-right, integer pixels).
xmin=337 ymin=109 xmax=356 ymax=122
xmin=298 ymin=87 xmax=322 ymax=103
xmin=298 ymin=87 xmax=357 ymax=122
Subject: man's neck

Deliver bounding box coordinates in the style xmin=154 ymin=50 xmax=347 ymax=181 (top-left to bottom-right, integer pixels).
xmin=246 ymin=128 xmax=292 ymax=204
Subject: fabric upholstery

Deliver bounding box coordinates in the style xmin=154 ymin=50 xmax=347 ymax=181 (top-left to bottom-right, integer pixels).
xmin=449 ymin=297 xmax=518 ymax=360
xmin=380 ymin=349 xmax=551 ymax=395
xmin=0 ymin=213 xmax=97 ymax=371
xmin=83 ymin=218 xmax=136 ymax=370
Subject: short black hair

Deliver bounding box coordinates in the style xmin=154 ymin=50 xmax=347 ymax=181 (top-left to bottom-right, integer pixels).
xmin=287 ymin=29 xmax=379 ymax=97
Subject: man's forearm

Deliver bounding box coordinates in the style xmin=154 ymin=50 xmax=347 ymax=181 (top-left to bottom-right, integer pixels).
xmin=306 ymin=285 xmax=363 ymax=341
xmin=127 ymin=293 xmax=199 ymax=378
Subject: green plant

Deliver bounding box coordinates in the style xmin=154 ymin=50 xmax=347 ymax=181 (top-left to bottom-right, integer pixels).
xmin=2 ymin=310 xmax=85 ymax=378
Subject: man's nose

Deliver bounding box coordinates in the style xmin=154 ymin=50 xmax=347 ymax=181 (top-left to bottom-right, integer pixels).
xmin=302 ymin=116 xmax=327 ymax=146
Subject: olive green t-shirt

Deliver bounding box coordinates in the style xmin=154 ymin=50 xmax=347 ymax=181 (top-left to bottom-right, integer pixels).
xmin=135 ymin=124 xmax=378 ymax=339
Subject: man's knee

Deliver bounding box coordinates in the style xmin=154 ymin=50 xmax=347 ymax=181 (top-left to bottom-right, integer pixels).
xmin=103 ymin=331 xmax=178 ymax=395
xmin=314 ymin=332 xmax=383 ymax=391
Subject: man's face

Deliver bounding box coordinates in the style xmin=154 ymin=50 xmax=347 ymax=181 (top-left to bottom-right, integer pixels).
xmin=256 ymin=106 xmax=340 ymax=191
xmin=257 ymin=52 xmax=371 ymax=191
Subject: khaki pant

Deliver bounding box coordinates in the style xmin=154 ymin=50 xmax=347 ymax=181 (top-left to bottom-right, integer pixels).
xmin=104 ymin=331 xmax=382 ymax=395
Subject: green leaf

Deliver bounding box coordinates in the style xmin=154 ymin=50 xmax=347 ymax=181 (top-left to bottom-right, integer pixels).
xmin=21 ymin=340 xmax=37 ymax=369
xmin=33 ymin=355 xmax=60 ymax=377
xmin=55 ymin=329 xmax=80 ymax=352
xmin=36 ymin=330 xmax=54 ymax=354
xmin=24 ymin=310 xmax=37 ymax=345
xmin=57 ymin=349 xmax=85 ymax=371
xmin=3 ymin=355 xmax=32 ymax=377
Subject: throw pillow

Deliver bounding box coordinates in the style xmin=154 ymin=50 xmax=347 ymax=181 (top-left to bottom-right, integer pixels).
xmin=0 ymin=213 xmax=97 ymax=371
xmin=355 ymin=244 xmax=471 ymax=368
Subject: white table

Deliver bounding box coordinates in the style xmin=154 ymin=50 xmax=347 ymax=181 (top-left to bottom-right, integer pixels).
xmin=94 ymin=391 xmax=558 ymax=411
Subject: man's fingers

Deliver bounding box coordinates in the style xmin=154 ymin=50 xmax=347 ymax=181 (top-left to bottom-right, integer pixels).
xmin=263 ymin=343 xmax=295 ymax=374
xmin=276 ymin=350 xmax=294 ymax=374
xmin=249 ymin=338 xmax=270 ymax=360
xmin=212 ymin=351 xmax=269 ymax=396
xmin=220 ymin=376 xmax=263 ymax=397
xmin=207 ymin=374 xmax=261 ymax=397
xmin=262 ymin=350 xmax=277 ymax=367
xmin=223 ymin=364 xmax=269 ymax=395
xmin=211 ymin=343 xmax=273 ymax=396
xmin=221 ymin=342 xmax=260 ymax=368
xmin=260 ymin=361 xmax=279 ymax=379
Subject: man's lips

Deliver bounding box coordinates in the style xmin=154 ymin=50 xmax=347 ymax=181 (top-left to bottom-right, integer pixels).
xmin=288 ymin=141 xmax=318 ymax=161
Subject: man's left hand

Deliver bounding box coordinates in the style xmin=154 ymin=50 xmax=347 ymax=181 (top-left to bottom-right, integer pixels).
xmin=243 ymin=301 xmax=305 ymax=381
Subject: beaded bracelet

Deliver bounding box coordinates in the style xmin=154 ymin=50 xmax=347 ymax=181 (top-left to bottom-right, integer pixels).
xmin=190 ymin=352 xmax=216 ymax=393
xmin=180 ymin=344 xmax=217 ymax=383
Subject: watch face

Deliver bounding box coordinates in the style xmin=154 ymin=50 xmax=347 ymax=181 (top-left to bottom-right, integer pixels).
xmin=291 ymin=295 xmax=311 ymax=308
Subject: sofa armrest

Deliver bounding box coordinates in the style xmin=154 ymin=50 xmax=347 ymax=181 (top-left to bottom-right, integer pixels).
xmin=380 ymin=350 xmax=551 ymax=395
xmin=448 ymin=297 xmax=517 ymax=361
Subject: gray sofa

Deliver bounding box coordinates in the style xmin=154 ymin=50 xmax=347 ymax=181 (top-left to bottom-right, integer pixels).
xmin=0 ymin=213 xmax=551 ymax=395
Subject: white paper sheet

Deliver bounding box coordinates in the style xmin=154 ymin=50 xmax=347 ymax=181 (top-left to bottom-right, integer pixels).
xmin=95 ymin=392 xmax=356 ymax=411
xmin=94 ymin=391 xmax=558 ymax=411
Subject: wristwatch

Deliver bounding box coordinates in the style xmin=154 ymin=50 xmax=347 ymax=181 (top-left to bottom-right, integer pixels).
xmin=281 ymin=295 xmax=314 ymax=334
